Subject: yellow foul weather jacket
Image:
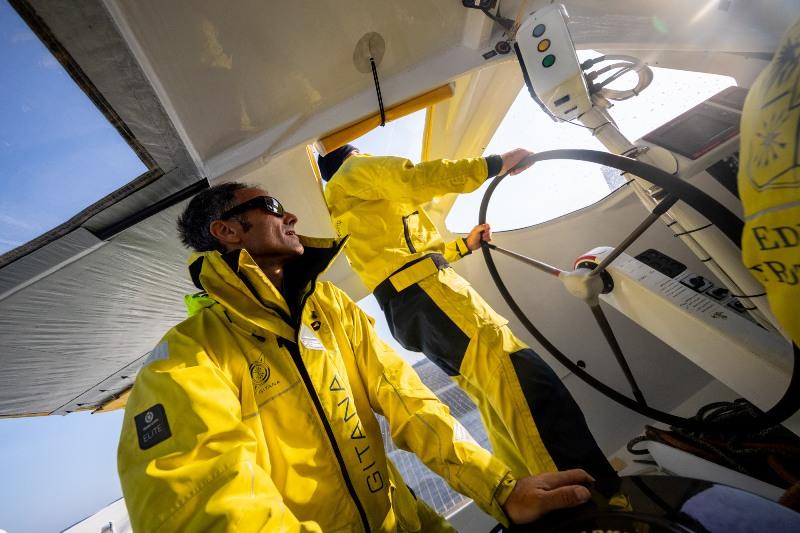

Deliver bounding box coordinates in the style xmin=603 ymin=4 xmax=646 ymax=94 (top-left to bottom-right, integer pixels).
xmin=117 ymin=237 xmax=515 ymax=532
xmin=738 ymin=18 xmax=800 ymax=345
xmin=324 ymin=154 xmax=489 ymax=292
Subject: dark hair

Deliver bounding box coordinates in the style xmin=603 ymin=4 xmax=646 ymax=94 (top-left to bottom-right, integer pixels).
xmin=317 ymin=144 xmax=358 ymax=182
xmin=177 ymin=182 xmax=252 ymax=251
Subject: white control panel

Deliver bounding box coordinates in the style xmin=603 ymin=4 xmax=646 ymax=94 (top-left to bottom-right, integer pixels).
xmin=515 ymin=4 xmax=591 ymax=121
xmin=580 ymin=246 xmax=797 ymax=435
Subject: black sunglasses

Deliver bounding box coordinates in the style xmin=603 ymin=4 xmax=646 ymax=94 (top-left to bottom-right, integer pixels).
xmin=220 ymin=195 xmax=285 ymax=220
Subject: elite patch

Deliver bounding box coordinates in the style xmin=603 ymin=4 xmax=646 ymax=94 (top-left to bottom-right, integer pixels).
xmin=135 ymin=403 xmax=172 ymax=450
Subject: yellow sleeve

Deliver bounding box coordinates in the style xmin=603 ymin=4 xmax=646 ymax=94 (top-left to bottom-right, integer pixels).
xmin=117 ymin=330 xmax=321 ymax=533
xmin=342 ymin=154 xmax=489 ymax=204
xmin=334 ymin=287 xmax=513 ymax=525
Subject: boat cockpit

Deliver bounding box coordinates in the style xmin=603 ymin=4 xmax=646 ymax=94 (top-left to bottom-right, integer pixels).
xmin=1 ymin=1 xmax=799 ymax=531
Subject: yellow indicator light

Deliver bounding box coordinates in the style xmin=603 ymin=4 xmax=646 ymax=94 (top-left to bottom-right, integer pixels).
xmin=537 ymin=39 xmax=551 ymax=52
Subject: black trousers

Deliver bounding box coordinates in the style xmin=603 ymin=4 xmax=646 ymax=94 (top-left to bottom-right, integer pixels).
xmin=376 ymin=269 xmax=617 ymax=481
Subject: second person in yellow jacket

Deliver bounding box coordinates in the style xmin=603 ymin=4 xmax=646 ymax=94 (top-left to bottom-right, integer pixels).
xmin=321 ymin=145 xmax=616 ymax=481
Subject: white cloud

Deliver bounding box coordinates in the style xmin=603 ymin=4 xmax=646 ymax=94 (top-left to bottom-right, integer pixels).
xmin=0 ymin=213 xmax=36 ymax=230
xmin=0 ymin=237 xmax=23 ymax=248
xmin=39 ymin=54 xmax=59 ymax=69
xmin=10 ymin=31 xmax=34 ymax=44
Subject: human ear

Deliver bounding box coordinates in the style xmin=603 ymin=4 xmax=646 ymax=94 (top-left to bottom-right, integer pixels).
xmin=209 ymin=219 xmax=242 ymax=247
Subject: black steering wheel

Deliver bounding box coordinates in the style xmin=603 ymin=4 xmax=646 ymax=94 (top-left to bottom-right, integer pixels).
xmin=479 ymin=149 xmax=799 ymax=432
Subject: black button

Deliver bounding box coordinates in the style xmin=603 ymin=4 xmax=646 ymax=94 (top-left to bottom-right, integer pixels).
xmin=554 ymin=94 xmax=571 ymax=106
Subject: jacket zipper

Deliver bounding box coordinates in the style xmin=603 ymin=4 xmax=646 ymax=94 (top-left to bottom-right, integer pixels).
xmin=401 ymin=211 xmax=419 ymax=253
xmin=233 ymin=239 xmax=368 ymax=529
xmin=284 ymin=340 xmax=370 ymax=532
xmin=287 ymin=282 xmax=371 ymax=532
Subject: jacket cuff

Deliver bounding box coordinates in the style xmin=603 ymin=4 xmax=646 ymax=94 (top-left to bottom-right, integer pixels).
xmin=494 ymin=473 xmax=517 ymax=507
xmin=457 ymin=237 xmax=472 ymax=257
xmin=485 ymin=155 xmax=503 ymax=178
xmin=491 ymin=472 xmax=517 ymax=527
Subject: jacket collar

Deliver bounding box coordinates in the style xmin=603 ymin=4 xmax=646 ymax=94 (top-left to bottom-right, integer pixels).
xmin=186 ymin=236 xmax=347 ymax=339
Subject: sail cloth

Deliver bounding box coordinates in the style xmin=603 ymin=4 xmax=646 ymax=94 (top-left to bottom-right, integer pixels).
xmin=0 ymin=205 xmax=195 ymax=417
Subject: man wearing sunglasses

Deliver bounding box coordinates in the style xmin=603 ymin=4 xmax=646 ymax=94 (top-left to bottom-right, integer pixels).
xmin=320 ymin=145 xmax=617 ymax=485
xmin=117 ymin=182 xmax=594 ymax=532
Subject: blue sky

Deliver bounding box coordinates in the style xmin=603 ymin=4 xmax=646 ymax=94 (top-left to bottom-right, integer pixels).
xmin=0 ymin=0 xmax=736 ymax=529
xmin=0 ymin=411 xmax=124 ymax=533
xmin=0 ymin=0 xmax=145 ymax=255
xmin=0 ymin=2 xmax=141 ymax=531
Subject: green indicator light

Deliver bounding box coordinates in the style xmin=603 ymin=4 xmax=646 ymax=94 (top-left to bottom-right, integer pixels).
xmin=542 ymin=54 xmax=556 ymax=68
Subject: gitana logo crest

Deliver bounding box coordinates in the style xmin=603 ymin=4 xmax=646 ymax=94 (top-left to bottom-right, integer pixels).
xmin=249 ymin=357 xmax=271 ymax=386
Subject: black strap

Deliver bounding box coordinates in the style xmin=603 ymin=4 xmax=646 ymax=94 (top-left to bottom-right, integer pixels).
xmin=370 ymin=56 xmax=386 ymax=126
